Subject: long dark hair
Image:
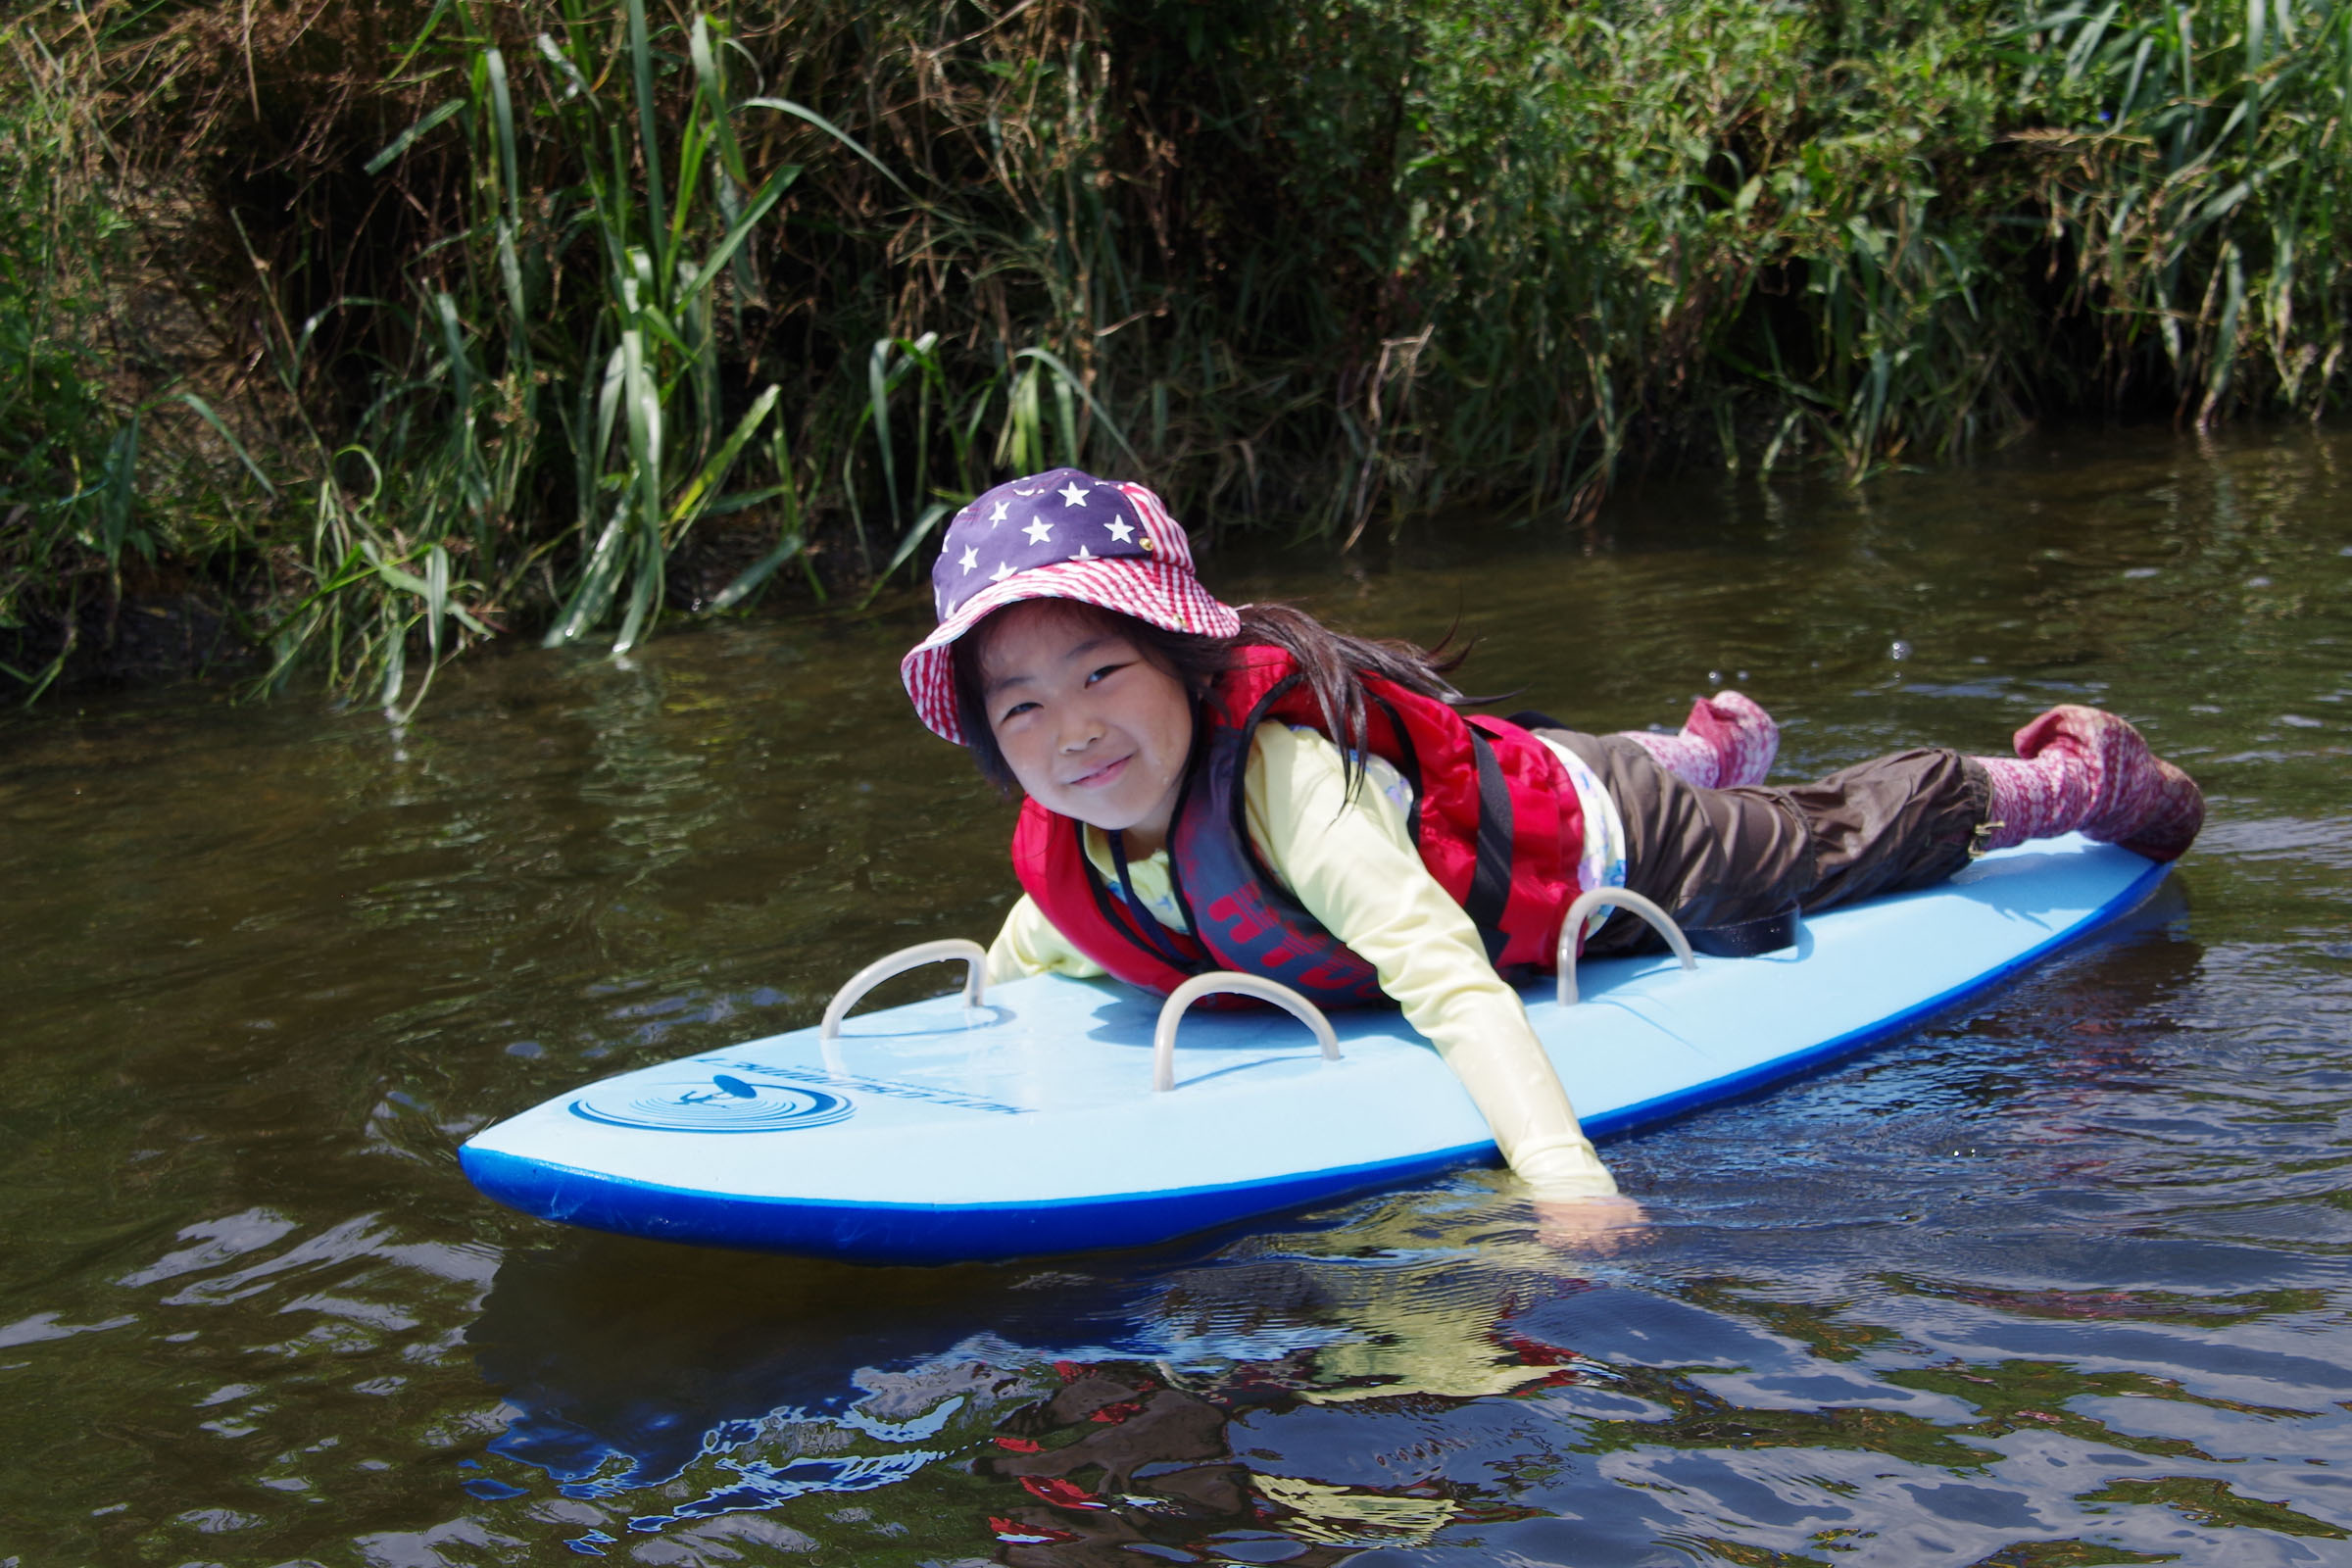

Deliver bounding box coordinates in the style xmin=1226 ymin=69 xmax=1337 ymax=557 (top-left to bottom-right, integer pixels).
xmin=951 ymin=599 xmax=1472 ymax=798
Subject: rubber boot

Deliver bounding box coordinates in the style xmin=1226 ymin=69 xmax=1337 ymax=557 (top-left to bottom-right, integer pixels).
xmin=1974 ymin=704 xmax=2204 ymax=861
xmin=1616 ymin=691 xmax=1779 ymax=789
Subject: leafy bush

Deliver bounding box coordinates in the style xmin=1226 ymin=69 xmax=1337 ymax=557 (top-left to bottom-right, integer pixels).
xmin=5 ymin=0 xmax=2347 ymax=706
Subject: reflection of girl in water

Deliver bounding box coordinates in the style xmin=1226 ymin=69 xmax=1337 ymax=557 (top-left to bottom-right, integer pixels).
xmin=899 ymin=469 xmax=2205 ymax=1213
xmin=979 ymin=1354 xmax=1467 ymax=1563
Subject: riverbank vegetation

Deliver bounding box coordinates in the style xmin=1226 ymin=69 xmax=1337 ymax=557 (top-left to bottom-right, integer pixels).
xmin=4 ymin=0 xmax=2348 ymax=706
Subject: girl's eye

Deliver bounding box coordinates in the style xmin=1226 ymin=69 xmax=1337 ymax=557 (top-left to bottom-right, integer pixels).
xmin=1085 ymin=662 xmax=1129 ymax=686
xmin=997 ymin=700 xmax=1038 ymax=724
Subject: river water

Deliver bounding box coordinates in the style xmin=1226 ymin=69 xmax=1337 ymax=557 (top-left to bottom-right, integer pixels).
xmin=6 ymin=426 xmax=2351 ymax=1568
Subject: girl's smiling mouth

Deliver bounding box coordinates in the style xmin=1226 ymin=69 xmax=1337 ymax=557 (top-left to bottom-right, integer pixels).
xmin=1066 ymin=754 xmax=1132 ymax=789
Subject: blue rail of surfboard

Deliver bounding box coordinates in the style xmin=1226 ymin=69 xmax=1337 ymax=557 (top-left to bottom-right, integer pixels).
xmin=461 ymin=853 xmax=2168 ymax=1264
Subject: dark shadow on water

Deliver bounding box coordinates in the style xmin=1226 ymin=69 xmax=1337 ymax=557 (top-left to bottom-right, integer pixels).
xmin=466 ymin=1198 xmax=1408 ymax=1492
xmin=471 ymin=1236 xmax=1120 ymax=1487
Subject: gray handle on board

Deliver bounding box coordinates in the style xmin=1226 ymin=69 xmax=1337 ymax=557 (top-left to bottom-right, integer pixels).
xmin=1152 ymin=972 xmax=1341 ymax=1093
xmin=1556 ymin=889 xmax=1696 ymax=1006
xmin=821 ymin=939 xmax=988 ymax=1042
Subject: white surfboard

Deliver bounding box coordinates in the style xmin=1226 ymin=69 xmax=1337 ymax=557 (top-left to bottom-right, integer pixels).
xmin=460 ymin=835 xmax=2169 ymax=1262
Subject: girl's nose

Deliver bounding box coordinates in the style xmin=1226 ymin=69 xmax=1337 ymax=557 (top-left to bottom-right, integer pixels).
xmin=1056 ymin=711 xmax=1102 ymax=752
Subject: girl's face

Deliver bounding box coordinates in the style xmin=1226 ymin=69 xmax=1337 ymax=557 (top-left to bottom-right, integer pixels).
xmin=976 ymin=601 xmax=1196 ymax=855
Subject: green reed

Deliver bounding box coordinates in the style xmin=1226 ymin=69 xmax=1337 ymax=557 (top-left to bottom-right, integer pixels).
xmin=0 ymin=21 xmax=128 ymax=697
xmin=258 ymin=5 xmax=799 ymax=711
xmin=3 ymin=0 xmax=2345 ymax=706
xmin=2014 ymin=0 xmax=2352 ymax=420
xmin=259 ymin=1 xmax=1143 ymax=705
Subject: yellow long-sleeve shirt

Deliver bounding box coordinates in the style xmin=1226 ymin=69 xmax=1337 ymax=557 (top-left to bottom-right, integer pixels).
xmin=989 ymin=721 xmax=1618 ymax=1199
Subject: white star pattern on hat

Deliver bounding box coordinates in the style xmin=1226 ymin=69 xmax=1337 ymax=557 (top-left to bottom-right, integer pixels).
xmin=905 ymin=469 xmax=1238 ymax=744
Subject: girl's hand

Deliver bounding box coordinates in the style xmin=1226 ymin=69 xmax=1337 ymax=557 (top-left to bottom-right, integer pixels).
xmin=1532 ymin=1194 xmax=1649 ymax=1253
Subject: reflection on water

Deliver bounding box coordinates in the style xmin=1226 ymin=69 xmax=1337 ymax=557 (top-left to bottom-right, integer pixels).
xmin=5 ymin=424 xmax=2352 ymax=1565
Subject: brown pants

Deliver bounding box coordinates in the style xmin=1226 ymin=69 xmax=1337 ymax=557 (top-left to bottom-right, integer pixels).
xmin=1533 ymin=727 xmax=1991 ymax=957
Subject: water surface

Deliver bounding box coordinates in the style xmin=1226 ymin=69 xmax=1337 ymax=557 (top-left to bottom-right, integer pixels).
xmin=6 ymin=425 xmax=2351 ymax=1566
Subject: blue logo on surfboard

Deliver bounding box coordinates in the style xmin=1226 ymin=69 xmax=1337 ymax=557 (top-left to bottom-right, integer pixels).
xmin=569 ymin=1073 xmax=855 ymax=1134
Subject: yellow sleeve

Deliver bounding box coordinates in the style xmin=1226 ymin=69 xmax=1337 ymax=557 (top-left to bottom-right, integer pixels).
xmin=1243 ymin=723 xmax=1616 ymax=1200
xmin=987 ymin=893 xmax=1107 ymax=983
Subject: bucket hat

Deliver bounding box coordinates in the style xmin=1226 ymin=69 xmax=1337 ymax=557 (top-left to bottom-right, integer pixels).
xmin=899 ymin=468 xmax=1238 ymax=742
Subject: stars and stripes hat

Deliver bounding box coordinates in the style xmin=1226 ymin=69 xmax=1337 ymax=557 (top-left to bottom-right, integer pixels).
xmin=900 ymin=467 xmax=1239 ymax=743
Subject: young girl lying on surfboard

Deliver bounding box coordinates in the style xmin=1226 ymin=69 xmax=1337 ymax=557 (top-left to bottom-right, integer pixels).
xmin=898 ymin=468 xmax=2204 ymax=1206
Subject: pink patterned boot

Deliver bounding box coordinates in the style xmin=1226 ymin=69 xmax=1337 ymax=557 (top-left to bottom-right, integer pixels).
xmin=1617 ymin=691 xmax=1779 ymax=789
xmin=1974 ymin=705 xmax=2204 ymax=861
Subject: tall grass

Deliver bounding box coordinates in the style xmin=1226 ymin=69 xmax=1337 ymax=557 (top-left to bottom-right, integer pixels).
xmin=241 ymin=1 xmax=1143 ymax=709
xmin=2020 ymin=0 xmax=2352 ymax=419
xmin=1 ymin=22 xmax=131 ymax=697
xmin=2 ymin=17 xmax=280 ymax=697
xmin=254 ymin=5 xmax=804 ymax=713
xmin=3 ymin=0 xmax=2346 ymax=706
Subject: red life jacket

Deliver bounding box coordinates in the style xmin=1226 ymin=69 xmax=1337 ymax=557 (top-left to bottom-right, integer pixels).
xmin=1008 ymin=646 xmax=1586 ymax=1004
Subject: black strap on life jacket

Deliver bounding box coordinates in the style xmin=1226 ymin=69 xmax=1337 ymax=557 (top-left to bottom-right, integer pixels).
xmin=1462 ymin=721 xmax=1515 ymax=965
xmin=1241 ymin=674 xmax=1516 ymax=968
xmin=1373 ymin=685 xmax=1509 ymax=962
xmin=1221 ymin=675 xmax=1305 ymax=899
xmin=1368 ymin=691 xmax=1425 ymax=843
xmin=1105 ymin=824 xmax=1207 ymax=974
xmin=1079 ymin=814 xmax=1209 ymax=978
